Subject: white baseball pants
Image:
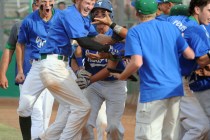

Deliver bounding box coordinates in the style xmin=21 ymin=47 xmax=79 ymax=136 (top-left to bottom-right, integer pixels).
xmin=39 ymin=55 xmax=90 ymax=140
xmin=135 ymin=96 xmax=181 ymax=140
xmin=195 ymin=89 xmax=210 ymax=139
xmin=82 ymin=80 xmax=127 ymax=140
xmin=179 ymin=78 xmax=209 ymax=140
xmin=18 ymin=61 xmax=54 ymax=139
xmin=96 ymin=101 xmax=125 ymax=140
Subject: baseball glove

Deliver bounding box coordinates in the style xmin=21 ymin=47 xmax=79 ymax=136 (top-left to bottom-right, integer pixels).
xmin=76 ymin=69 xmax=92 ymax=79
xmin=76 ymin=77 xmax=90 ymax=89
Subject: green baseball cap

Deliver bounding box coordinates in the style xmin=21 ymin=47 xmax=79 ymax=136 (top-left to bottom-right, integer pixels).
xmin=131 ymin=0 xmax=158 ymax=15
xmin=169 ymin=4 xmax=189 ymax=16
xmin=156 ymin=0 xmax=182 ymax=4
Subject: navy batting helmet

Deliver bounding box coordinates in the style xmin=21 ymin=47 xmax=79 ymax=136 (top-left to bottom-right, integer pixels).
xmin=91 ymin=0 xmax=114 ymax=20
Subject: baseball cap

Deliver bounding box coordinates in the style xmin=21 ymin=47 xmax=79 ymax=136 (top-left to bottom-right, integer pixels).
xmin=156 ymin=0 xmax=182 ymax=4
xmin=169 ymin=4 xmax=189 ymax=16
xmin=131 ymin=0 xmax=158 ymax=15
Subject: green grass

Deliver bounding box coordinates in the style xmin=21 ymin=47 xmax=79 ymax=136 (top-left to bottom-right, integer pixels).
xmin=0 ymin=124 xmax=22 ymax=140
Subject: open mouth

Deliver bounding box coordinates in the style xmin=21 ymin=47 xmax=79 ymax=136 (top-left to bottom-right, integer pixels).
xmin=84 ymin=9 xmax=89 ymax=14
xmin=45 ymin=8 xmax=50 ymax=13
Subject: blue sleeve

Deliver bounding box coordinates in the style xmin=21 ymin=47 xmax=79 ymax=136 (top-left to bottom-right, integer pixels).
xmin=88 ymin=24 xmax=98 ymax=37
xmin=184 ymin=26 xmax=210 ymax=57
xmin=125 ymin=28 xmax=142 ymax=57
xmin=113 ymin=42 xmax=124 ymax=51
xmin=17 ymin=18 xmax=30 ymax=44
xmin=176 ymin=34 xmax=188 ymax=54
xmin=61 ymin=11 xmax=96 ymax=39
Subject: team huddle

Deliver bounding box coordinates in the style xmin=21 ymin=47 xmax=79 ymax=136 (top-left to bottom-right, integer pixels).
xmin=0 ymin=0 xmax=210 ymax=139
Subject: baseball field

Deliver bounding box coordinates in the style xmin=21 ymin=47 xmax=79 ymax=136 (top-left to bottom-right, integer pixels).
xmin=0 ymin=98 xmax=137 ymax=140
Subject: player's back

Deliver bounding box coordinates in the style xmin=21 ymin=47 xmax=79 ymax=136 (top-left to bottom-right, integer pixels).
xmin=125 ymin=19 xmax=188 ymax=102
xmin=167 ymin=15 xmax=198 ymax=33
xmin=129 ymin=19 xmax=184 ymax=75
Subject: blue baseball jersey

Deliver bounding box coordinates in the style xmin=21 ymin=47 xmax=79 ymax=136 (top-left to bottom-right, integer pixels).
xmin=155 ymin=14 xmax=169 ymax=21
xmin=189 ymin=24 xmax=210 ymax=91
xmin=165 ymin=16 xmax=210 ymax=76
xmin=18 ymin=9 xmax=60 ymax=59
xmin=15 ymin=45 xmax=33 ymax=85
xmin=181 ymin=25 xmax=210 ymax=75
xmin=125 ymin=19 xmax=188 ymax=103
xmin=40 ymin=5 xmax=98 ymax=56
xmin=83 ymin=28 xmax=125 ymax=81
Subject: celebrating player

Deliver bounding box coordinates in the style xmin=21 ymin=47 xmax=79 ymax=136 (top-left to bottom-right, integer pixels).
xmin=0 ymin=1 xmax=54 ymax=140
xmin=110 ymin=0 xmax=195 ymax=139
xmin=71 ymin=0 xmax=127 ymax=139
xmin=15 ymin=0 xmax=58 ymax=139
xmin=157 ymin=0 xmax=210 ymax=139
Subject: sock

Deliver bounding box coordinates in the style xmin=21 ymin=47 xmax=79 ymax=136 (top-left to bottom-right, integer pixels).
xmin=19 ymin=116 xmax=31 ymax=140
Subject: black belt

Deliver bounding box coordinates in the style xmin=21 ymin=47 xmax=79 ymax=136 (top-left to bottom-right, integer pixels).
xmin=41 ymin=54 xmax=68 ymax=62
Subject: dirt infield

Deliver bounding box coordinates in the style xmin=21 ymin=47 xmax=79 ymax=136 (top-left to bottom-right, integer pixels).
xmin=0 ymin=98 xmax=136 ymax=140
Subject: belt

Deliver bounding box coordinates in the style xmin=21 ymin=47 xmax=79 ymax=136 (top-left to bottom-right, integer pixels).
xmin=30 ymin=59 xmax=40 ymax=64
xmin=41 ymin=54 xmax=68 ymax=62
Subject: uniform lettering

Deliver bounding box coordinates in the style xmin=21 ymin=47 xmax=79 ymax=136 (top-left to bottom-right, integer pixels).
xmin=36 ymin=36 xmax=46 ymax=48
xmin=172 ymin=20 xmax=187 ymax=32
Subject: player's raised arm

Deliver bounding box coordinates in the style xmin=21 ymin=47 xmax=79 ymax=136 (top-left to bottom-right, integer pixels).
xmin=93 ymin=11 xmax=128 ymax=38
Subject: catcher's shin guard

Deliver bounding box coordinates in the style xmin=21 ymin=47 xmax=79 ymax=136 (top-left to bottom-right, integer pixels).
xmin=19 ymin=116 xmax=31 ymax=140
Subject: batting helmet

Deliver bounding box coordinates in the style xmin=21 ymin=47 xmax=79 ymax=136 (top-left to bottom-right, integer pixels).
xmin=91 ymin=0 xmax=114 ymax=20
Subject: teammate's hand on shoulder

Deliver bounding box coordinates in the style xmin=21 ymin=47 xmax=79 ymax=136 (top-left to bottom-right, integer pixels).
xmin=75 ymin=77 xmax=90 ymax=89
xmin=0 ymin=74 xmax=9 ymax=89
xmin=15 ymin=73 xmax=25 ymax=84
xmin=76 ymin=69 xmax=92 ymax=79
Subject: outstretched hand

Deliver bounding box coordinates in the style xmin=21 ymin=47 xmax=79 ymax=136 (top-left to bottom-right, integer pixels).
xmin=92 ymin=11 xmax=112 ymax=26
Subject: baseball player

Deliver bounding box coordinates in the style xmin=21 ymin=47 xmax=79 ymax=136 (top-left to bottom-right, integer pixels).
xmin=57 ymin=1 xmax=66 ymax=10
xmin=71 ymin=1 xmax=127 ymax=139
xmin=0 ymin=1 xmax=54 ymax=140
xmin=15 ymin=0 xmax=58 ymax=139
xmin=157 ymin=1 xmax=210 ymax=139
xmin=111 ymin=0 xmax=195 ymax=139
xmin=14 ymin=0 xmax=123 ymax=139
xmin=190 ymin=13 xmax=210 ymax=140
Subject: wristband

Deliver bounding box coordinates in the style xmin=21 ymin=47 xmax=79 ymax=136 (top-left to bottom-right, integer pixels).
xmin=76 ymin=57 xmax=83 ymax=67
xmin=110 ymin=22 xmax=116 ymax=29
xmin=113 ymin=25 xmax=123 ymax=34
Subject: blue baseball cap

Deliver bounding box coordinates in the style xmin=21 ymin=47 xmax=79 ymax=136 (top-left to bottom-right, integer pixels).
xmin=156 ymin=0 xmax=182 ymax=4
xmin=156 ymin=0 xmax=163 ymax=3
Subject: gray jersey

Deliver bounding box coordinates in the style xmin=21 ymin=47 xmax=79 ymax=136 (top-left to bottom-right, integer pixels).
xmin=7 ymin=21 xmax=21 ymax=48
